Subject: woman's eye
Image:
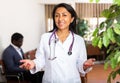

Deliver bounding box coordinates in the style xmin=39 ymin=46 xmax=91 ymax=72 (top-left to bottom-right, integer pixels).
xmin=63 ymin=14 xmax=67 ymax=16
xmin=55 ymin=14 xmax=67 ymax=17
xmin=55 ymin=15 xmax=58 ymax=17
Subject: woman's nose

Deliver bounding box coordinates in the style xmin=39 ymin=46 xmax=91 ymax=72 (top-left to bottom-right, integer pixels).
xmin=58 ymin=15 xmax=63 ymax=21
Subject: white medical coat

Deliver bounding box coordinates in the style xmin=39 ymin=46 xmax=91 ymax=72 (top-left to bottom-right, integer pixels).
xmin=30 ymin=32 xmax=88 ymax=83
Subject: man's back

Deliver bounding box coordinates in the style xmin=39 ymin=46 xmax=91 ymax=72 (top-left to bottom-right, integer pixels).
xmin=2 ymin=32 xmax=42 ymax=83
xmin=2 ymin=45 xmax=25 ymax=73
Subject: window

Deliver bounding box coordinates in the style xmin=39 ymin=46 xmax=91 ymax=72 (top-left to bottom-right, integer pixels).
xmin=45 ymin=4 xmax=55 ymax=32
xmin=76 ymin=3 xmax=111 ymax=41
xmin=45 ymin=3 xmax=112 ymax=41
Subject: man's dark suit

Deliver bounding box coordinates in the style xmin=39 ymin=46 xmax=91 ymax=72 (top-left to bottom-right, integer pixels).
xmin=2 ymin=45 xmax=43 ymax=83
xmin=2 ymin=45 xmax=26 ymax=74
xmin=2 ymin=45 xmax=36 ymax=82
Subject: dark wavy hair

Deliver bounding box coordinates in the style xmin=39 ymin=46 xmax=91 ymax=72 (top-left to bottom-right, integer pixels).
xmin=50 ymin=3 xmax=77 ymax=33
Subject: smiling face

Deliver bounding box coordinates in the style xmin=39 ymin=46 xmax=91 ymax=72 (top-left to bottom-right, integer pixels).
xmin=54 ymin=7 xmax=74 ymax=31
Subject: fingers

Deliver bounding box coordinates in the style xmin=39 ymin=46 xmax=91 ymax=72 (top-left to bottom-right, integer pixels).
xmin=84 ymin=62 xmax=93 ymax=67
xmin=91 ymin=58 xmax=96 ymax=65
xmin=84 ymin=58 xmax=96 ymax=67
xmin=91 ymin=58 xmax=96 ymax=62
xmin=87 ymin=58 xmax=96 ymax=65
xmin=24 ymin=63 xmax=31 ymax=70
xmin=19 ymin=59 xmax=31 ymax=70
xmin=20 ymin=59 xmax=26 ymax=63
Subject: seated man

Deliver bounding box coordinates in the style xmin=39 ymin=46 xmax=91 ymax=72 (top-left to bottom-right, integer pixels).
xmin=2 ymin=32 xmax=41 ymax=83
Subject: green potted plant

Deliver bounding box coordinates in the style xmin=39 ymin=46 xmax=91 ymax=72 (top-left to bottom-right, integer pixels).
xmin=92 ymin=3 xmax=120 ymax=83
xmin=76 ymin=18 xmax=89 ymax=37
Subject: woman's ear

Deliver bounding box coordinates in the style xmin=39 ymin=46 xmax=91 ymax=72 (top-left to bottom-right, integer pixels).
xmin=71 ymin=17 xmax=74 ymax=23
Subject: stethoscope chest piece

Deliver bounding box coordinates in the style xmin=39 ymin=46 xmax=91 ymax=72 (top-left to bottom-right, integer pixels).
xmin=68 ymin=51 xmax=72 ymax=55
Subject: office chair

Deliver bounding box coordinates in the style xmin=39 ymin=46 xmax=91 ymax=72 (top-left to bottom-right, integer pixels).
xmin=1 ymin=60 xmax=24 ymax=83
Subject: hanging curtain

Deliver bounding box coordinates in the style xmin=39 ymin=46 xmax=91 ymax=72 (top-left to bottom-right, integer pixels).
xmin=76 ymin=3 xmax=112 ymax=18
xmin=45 ymin=4 xmax=55 ymax=32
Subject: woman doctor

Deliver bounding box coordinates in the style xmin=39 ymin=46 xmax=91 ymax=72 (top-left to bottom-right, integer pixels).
xmin=20 ymin=3 xmax=95 ymax=83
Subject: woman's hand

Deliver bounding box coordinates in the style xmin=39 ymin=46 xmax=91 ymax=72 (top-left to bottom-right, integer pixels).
xmin=83 ymin=58 xmax=96 ymax=70
xmin=19 ymin=59 xmax=35 ymax=70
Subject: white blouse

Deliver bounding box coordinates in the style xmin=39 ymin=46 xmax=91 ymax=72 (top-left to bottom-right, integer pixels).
xmin=30 ymin=32 xmax=88 ymax=83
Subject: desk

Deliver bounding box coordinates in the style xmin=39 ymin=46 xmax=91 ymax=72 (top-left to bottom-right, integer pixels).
xmin=86 ymin=44 xmax=105 ymax=60
xmin=24 ymin=49 xmax=36 ymax=60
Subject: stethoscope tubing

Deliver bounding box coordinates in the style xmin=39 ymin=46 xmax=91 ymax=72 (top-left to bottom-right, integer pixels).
xmin=68 ymin=31 xmax=74 ymax=55
xmin=49 ymin=29 xmax=74 ymax=56
xmin=49 ymin=29 xmax=57 ymax=45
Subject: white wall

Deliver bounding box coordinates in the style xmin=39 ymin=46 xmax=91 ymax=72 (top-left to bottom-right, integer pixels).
xmin=39 ymin=0 xmax=113 ymax=12
xmin=0 ymin=0 xmax=113 ymax=59
xmin=39 ymin=0 xmax=113 ymax=4
xmin=0 ymin=0 xmax=45 ymax=58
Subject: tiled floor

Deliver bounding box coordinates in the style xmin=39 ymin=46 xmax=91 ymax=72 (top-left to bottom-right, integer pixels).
xmin=87 ymin=63 xmax=120 ymax=83
xmin=0 ymin=63 xmax=120 ymax=83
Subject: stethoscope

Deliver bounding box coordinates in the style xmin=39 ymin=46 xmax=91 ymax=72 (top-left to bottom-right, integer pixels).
xmin=48 ymin=29 xmax=74 ymax=60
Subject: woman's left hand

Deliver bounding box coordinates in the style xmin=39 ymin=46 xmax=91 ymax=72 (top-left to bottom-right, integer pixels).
xmin=83 ymin=58 xmax=96 ymax=70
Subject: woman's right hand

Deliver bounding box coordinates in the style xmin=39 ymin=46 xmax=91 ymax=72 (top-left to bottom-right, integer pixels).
xmin=19 ymin=59 xmax=35 ymax=70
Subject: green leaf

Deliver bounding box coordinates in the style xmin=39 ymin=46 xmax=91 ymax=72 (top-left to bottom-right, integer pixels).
xmin=110 ymin=58 xmax=117 ymax=69
xmin=92 ymin=37 xmax=100 ymax=47
xmin=108 ymin=13 xmax=117 ymax=19
xmin=89 ymin=0 xmax=93 ymax=2
xmin=89 ymin=0 xmax=100 ymax=3
xmin=76 ymin=18 xmax=88 ymax=37
xmin=113 ymin=0 xmax=120 ymax=5
xmin=112 ymin=71 xmax=117 ymax=79
xmin=104 ymin=62 xmax=109 ymax=70
xmin=117 ymin=56 xmax=120 ymax=63
xmin=92 ymin=28 xmax=99 ymax=36
xmin=98 ymin=38 xmax=102 ymax=49
xmin=95 ymin=0 xmax=99 ymax=3
xmin=103 ymin=32 xmax=110 ymax=47
xmin=99 ymin=22 xmax=105 ymax=29
xmin=116 ymin=68 xmax=120 ymax=75
xmin=113 ymin=23 xmax=120 ymax=35
xmin=111 ymin=69 xmax=120 ymax=80
xmin=105 ymin=19 xmax=114 ymax=28
xmin=115 ymin=35 xmax=120 ymax=45
xmin=92 ymin=36 xmax=100 ymax=47
xmin=107 ymin=74 xmax=112 ymax=83
xmin=109 ymin=4 xmax=118 ymax=12
xmin=101 ymin=9 xmax=111 ymax=18
xmin=116 ymin=16 xmax=120 ymax=24
xmin=107 ymin=28 xmax=116 ymax=43
xmin=114 ymin=51 xmax=120 ymax=63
